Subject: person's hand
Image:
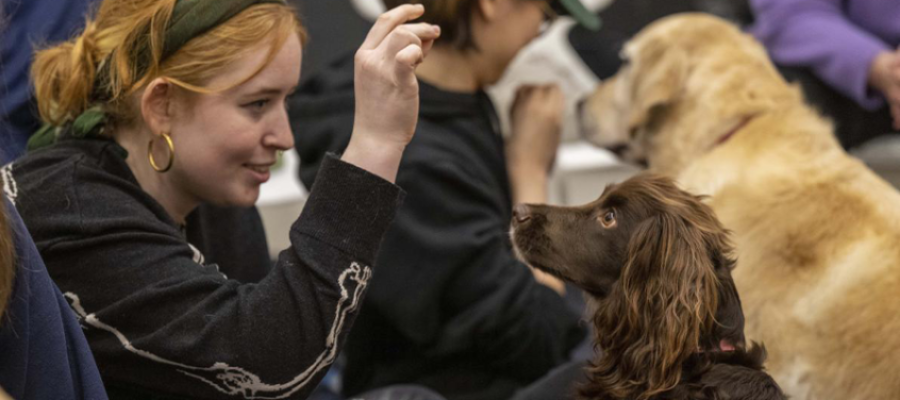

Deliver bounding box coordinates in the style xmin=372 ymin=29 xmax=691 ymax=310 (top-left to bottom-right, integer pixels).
xmin=343 ymin=4 xmax=440 ymax=182
xmin=531 ymin=266 xmax=566 ymax=296
xmin=506 ymin=84 xmax=565 ymax=204
xmin=868 ymin=49 xmax=900 ymax=130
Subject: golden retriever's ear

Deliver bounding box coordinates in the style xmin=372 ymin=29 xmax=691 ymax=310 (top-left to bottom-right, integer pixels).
xmin=583 ymin=213 xmax=719 ymax=400
xmin=626 ymin=43 xmax=688 ymax=135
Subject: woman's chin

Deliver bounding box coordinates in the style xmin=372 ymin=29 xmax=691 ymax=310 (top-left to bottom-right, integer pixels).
xmin=238 ymin=192 xmax=261 ymax=208
xmin=214 ymin=187 xmax=261 ymax=208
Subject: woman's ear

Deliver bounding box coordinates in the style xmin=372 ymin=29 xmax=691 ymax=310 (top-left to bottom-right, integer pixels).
xmin=584 ymin=213 xmax=720 ymax=399
xmin=141 ymin=78 xmax=173 ymax=135
xmin=476 ymin=0 xmax=499 ymax=21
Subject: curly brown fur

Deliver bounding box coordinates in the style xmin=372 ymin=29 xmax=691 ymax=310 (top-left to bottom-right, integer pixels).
xmin=671 ymin=345 xmax=786 ymax=400
xmin=511 ymin=174 xmax=784 ymax=400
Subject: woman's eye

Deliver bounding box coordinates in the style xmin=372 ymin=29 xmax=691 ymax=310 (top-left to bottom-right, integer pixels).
xmin=246 ymin=99 xmax=270 ymax=110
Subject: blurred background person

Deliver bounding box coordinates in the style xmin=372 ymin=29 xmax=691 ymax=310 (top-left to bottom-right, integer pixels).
xmin=749 ymin=0 xmax=900 ymax=150
xmin=290 ymin=0 xmax=601 ymax=399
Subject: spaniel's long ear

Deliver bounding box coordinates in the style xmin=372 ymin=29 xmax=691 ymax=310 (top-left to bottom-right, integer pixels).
xmin=584 ymin=213 xmax=719 ymax=400
xmin=624 ymin=40 xmax=688 ymax=137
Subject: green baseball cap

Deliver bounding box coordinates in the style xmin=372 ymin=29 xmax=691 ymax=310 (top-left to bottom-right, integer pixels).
xmin=553 ymin=0 xmax=602 ymax=31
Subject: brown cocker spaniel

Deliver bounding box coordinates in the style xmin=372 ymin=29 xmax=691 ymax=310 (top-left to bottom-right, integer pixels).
xmin=511 ymin=174 xmax=785 ymax=400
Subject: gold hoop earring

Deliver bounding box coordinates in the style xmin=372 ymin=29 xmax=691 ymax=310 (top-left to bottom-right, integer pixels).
xmin=148 ymin=132 xmax=175 ymax=173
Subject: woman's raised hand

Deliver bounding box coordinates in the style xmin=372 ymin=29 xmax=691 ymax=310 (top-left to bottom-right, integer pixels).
xmin=343 ymin=4 xmax=440 ymax=182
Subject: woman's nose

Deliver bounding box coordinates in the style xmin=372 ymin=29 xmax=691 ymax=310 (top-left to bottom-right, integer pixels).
xmin=266 ymin=107 xmax=295 ymax=150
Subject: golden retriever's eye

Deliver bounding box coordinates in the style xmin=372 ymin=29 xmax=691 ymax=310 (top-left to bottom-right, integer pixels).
xmin=600 ymin=210 xmax=617 ymax=228
xmin=628 ymin=126 xmax=639 ymax=139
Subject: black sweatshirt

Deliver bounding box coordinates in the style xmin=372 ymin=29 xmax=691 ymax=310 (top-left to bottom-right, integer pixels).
xmin=1 ymin=136 xmax=404 ymax=400
xmin=291 ymin=54 xmax=585 ymax=400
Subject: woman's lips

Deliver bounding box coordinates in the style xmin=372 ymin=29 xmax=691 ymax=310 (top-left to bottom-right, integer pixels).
xmin=244 ymin=163 xmax=273 ymax=183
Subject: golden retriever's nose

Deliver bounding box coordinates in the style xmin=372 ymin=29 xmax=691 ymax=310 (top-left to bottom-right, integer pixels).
xmin=513 ymin=204 xmax=532 ymax=224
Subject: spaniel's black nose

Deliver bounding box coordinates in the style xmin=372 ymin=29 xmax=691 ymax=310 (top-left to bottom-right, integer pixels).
xmin=513 ymin=204 xmax=532 ymax=224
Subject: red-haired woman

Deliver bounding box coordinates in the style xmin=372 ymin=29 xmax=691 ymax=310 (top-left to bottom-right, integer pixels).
xmin=2 ymin=0 xmax=441 ymax=398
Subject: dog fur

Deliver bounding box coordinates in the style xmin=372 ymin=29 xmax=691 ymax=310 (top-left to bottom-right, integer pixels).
xmin=511 ymin=174 xmax=785 ymax=400
xmin=581 ymin=13 xmax=900 ymax=399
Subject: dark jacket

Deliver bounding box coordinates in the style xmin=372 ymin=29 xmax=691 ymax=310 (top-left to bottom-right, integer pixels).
xmin=291 ymin=54 xmax=585 ymax=400
xmin=0 ymin=197 xmax=108 ymax=400
xmin=2 ymin=136 xmax=404 ymax=400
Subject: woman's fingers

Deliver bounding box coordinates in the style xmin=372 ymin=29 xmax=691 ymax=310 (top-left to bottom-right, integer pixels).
xmin=346 ymin=6 xmax=441 ymax=182
xmin=381 ymin=23 xmax=439 ymax=86
xmin=395 ymin=44 xmax=425 ymax=70
xmin=380 ymin=23 xmax=439 ymax=61
xmin=361 ymin=4 xmax=425 ymax=51
xmin=421 ymin=27 xmax=438 ymax=58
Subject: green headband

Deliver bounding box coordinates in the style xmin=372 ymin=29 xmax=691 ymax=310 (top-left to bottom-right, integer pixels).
xmin=28 ymin=0 xmax=288 ymax=152
xmin=165 ymin=0 xmax=286 ymax=61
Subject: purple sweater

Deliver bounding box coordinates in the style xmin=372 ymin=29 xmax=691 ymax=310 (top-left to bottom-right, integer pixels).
xmin=750 ymin=0 xmax=900 ymax=110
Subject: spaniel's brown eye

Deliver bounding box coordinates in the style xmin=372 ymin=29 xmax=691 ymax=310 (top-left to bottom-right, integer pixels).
xmin=600 ymin=210 xmax=617 ymax=228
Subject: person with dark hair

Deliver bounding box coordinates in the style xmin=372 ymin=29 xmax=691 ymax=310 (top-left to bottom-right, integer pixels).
xmin=291 ymin=1 xmax=600 ymax=399
xmin=2 ymin=0 xmax=444 ymax=398
xmin=749 ymin=0 xmax=900 ymax=149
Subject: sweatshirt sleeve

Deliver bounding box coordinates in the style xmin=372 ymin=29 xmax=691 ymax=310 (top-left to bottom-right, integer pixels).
xmin=369 ymin=160 xmax=584 ymax=381
xmin=749 ymin=0 xmax=890 ymax=110
xmin=12 ymin=154 xmax=403 ymax=399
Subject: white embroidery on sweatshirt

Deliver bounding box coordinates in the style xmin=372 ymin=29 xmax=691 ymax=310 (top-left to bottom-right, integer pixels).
xmin=1 ymin=164 xmax=17 ymax=205
xmin=188 ymin=243 xmax=206 ymax=265
xmin=65 ymin=262 xmax=372 ymax=399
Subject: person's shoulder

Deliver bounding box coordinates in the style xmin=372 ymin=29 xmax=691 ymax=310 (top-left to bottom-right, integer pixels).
xmin=4 ymin=142 xmax=88 ymax=205
xmin=7 ymin=138 xmax=131 ymax=198
xmin=407 ymin=89 xmax=499 ymax=165
xmin=5 ymin=139 xmax=170 ymax=241
xmin=403 ymin=115 xmax=480 ymax=162
xmin=402 ymin=119 xmax=499 ymax=181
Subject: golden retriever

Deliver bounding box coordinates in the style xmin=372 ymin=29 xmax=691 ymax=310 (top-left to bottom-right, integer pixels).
xmin=580 ymin=13 xmax=900 ymax=400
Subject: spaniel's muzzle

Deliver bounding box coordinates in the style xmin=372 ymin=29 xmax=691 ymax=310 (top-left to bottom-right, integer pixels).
xmin=511 ymin=174 xmax=785 ymax=400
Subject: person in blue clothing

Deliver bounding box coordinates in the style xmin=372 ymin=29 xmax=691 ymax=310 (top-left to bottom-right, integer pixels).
xmin=0 ymin=195 xmax=109 ymax=400
xmin=0 ymin=0 xmax=94 ymax=164
xmin=749 ymin=0 xmax=900 ymax=149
